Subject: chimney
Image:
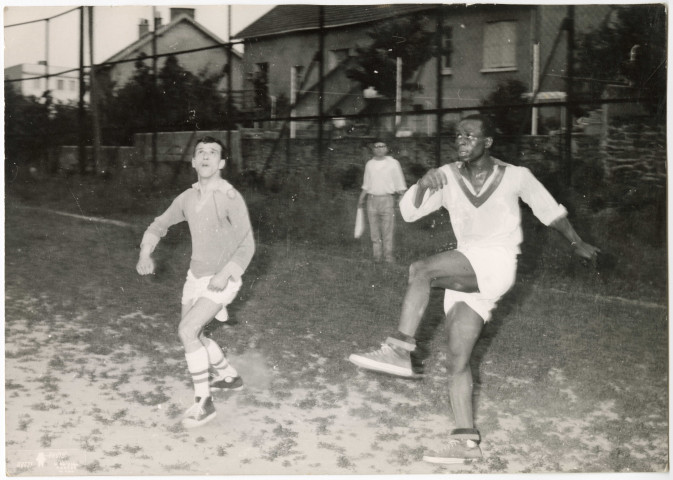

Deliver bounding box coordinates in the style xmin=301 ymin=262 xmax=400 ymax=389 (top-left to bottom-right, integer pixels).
xmin=138 ymin=18 xmax=149 ymax=38
xmin=170 ymin=8 xmax=195 ymax=22
xmin=154 ymin=10 xmax=162 ymax=29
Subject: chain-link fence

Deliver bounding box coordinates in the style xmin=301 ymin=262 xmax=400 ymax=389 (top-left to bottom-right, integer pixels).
xmin=4 ymin=4 xmax=666 ymax=201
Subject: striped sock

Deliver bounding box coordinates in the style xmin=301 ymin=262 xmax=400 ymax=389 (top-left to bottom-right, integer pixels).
xmin=185 ymin=346 xmax=210 ymax=398
xmin=203 ymin=338 xmax=238 ymax=378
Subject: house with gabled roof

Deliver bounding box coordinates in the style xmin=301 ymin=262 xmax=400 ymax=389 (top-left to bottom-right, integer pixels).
xmin=98 ymin=8 xmax=243 ymax=95
xmin=233 ymin=4 xmax=613 ymax=134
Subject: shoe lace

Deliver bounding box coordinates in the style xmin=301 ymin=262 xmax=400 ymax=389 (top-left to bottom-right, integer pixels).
xmin=184 ymin=400 xmax=205 ymax=418
xmin=372 ymin=343 xmax=393 ymax=356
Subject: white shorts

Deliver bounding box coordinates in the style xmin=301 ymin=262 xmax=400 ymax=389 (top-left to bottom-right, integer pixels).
xmin=181 ymin=270 xmax=242 ymax=310
xmin=444 ymin=246 xmax=518 ymax=322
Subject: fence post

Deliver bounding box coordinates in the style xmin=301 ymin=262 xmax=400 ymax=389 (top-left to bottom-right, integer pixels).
xmin=564 ymin=6 xmax=574 ymax=186
xmin=435 ymin=4 xmax=443 ymax=167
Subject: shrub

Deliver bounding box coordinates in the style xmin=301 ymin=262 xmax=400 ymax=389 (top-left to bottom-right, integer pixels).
xmin=338 ymin=164 xmax=363 ymax=190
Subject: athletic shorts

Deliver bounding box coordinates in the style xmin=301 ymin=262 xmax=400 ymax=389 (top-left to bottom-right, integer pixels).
xmin=443 ymin=246 xmax=518 ymax=322
xmin=181 ymin=270 xmax=242 ymax=309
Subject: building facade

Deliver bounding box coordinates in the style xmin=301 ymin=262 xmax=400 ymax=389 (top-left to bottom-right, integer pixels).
xmin=5 ymin=62 xmax=81 ymax=104
xmin=234 ymin=4 xmax=613 ymax=134
xmin=98 ymin=8 xmax=243 ymax=99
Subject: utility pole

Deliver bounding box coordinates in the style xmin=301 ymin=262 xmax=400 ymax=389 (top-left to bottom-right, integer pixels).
xmin=88 ymin=7 xmax=101 ymax=174
xmin=78 ymin=7 xmax=86 ymax=174
xmin=151 ymin=7 xmax=160 ymax=182
xmin=227 ymin=5 xmax=234 ymax=175
xmin=317 ymin=6 xmax=325 ymax=169
xmin=564 ymin=6 xmax=575 ymax=186
xmin=44 ymin=18 xmax=49 ymax=94
xmin=44 ymin=17 xmax=51 ymax=172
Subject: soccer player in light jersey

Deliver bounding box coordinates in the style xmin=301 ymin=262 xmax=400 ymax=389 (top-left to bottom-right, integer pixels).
xmin=349 ymin=114 xmax=599 ymax=463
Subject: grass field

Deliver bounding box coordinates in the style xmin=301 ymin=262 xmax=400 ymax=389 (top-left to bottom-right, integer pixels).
xmin=4 ymin=172 xmax=668 ymax=476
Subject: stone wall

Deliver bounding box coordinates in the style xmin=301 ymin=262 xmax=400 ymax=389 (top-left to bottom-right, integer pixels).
xmin=55 ymin=122 xmax=664 ymax=193
xmin=601 ymin=122 xmax=667 ymax=191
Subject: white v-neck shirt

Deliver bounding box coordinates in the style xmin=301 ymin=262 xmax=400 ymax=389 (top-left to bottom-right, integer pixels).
xmin=400 ymin=160 xmax=567 ymax=254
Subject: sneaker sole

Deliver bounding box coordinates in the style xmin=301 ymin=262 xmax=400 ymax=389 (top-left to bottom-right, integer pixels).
xmin=422 ymin=455 xmax=467 ymax=464
xmin=210 ymin=384 xmax=244 ymax=392
xmin=348 ymin=354 xmax=415 ymax=378
xmin=182 ymin=411 xmax=217 ymax=429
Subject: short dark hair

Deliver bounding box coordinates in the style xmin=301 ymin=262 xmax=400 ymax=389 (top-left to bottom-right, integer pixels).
xmin=461 ymin=114 xmax=496 ymax=139
xmin=194 ymin=136 xmax=228 ymax=159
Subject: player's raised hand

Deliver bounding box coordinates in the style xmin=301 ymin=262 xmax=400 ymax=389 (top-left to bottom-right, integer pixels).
xmin=136 ymin=256 xmax=155 ymax=275
xmin=419 ymin=168 xmax=448 ymax=191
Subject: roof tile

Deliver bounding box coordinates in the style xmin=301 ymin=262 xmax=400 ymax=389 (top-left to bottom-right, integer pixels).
xmin=234 ymin=4 xmax=437 ymax=39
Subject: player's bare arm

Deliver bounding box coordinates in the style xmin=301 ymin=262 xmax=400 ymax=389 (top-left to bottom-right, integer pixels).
xmin=414 ymin=168 xmax=448 ymax=207
xmin=136 ymin=250 xmax=155 ymax=276
xmin=549 ymin=216 xmax=601 ymax=260
xmin=357 ymin=189 xmax=367 ymax=208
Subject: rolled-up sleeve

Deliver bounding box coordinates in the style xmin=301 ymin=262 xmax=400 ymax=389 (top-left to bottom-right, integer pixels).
xmin=393 ymin=160 xmax=407 ymax=191
xmin=361 ymin=162 xmax=372 ymax=192
xmin=518 ymin=168 xmax=567 ymax=226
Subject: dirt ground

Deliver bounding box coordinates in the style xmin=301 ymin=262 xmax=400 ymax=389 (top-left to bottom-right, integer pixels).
xmin=4 ymin=203 xmax=668 ymax=477
xmin=5 ymin=284 xmax=668 ymax=477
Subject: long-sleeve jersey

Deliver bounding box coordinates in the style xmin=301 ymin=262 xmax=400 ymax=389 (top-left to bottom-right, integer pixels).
xmin=400 ymin=159 xmax=567 ymax=254
xmin=141 ymin=178 xmax=255 ymax=279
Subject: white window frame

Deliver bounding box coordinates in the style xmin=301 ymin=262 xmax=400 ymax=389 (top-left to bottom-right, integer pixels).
xmin=482 ymin=20 xmax=518 ymax=73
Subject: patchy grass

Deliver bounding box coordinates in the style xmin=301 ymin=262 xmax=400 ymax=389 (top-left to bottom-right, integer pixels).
xmin=4 ymin=173 xmax=667 ymax=475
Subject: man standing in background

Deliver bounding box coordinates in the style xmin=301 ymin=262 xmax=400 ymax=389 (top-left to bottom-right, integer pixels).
xmin=357 ymin=140 xmax=407 ymax=263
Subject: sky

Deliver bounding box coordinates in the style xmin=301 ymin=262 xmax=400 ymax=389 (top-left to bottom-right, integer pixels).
xmin=3 ymin=2 xmax=275 ymax=69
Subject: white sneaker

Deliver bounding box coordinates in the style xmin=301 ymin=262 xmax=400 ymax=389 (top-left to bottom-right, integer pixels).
xmin=348 ymin=342 xmax=415 ymax=377
xmin=423 ymin=439 xmax=483 ymax=464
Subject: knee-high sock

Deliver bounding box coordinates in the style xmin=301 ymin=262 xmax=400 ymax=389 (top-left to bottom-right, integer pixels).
xmin=185 ymin=344 xmax=210 ymax=398
xmin=203 ymin=338 xmax=238 ymax=378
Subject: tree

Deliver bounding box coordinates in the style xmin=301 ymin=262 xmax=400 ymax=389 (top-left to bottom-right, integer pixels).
xmin=481 ymin=79 xmax=530 ymax=137
xmin=4 ymin=82 xmax=51 ymax=164
xmin=101 ymin=54 xmax=238 ymax=144
xmin=103 ymin=54 xmax=157 ymax=143
xmin=575 ymin=4 xmax=666 ymax=113
xmin=346 ymin=14 xmax=439 ymax=99
xmin=157 ymin=54 xmax=198 ymax=130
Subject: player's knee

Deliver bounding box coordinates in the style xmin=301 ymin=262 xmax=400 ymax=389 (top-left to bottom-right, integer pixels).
xmin=408 ymin=261 xmax=431 ymax=283
xmin=178 ymin=323 xmax=199 ymax=345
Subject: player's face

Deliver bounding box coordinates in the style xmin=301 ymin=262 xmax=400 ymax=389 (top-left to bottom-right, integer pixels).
xmin=192 ymin=142 xmax=225 ymax=178
xmin=455 ymin=120 xmax=492 ymax=163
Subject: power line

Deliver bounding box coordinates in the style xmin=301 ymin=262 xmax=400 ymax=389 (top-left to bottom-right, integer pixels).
xmin=4 ymin=7 xmax=79 ymax=29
